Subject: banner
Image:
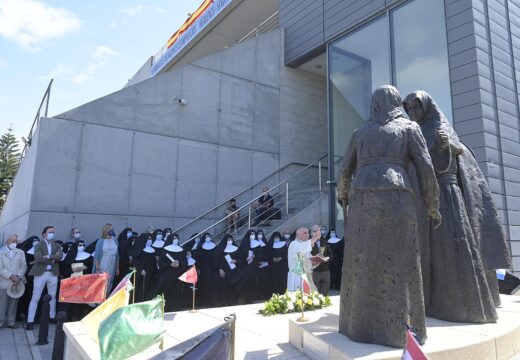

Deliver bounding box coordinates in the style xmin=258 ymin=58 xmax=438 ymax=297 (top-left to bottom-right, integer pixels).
xmin=59 ymin=273 xmax=108 ymax=304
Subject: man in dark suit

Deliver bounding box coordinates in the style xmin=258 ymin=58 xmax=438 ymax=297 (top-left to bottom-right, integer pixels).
xmin=26 ymin=226 xmax=62 ymax=330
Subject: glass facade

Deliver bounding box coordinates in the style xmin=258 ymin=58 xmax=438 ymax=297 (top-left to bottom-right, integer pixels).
xmin=328 ymin=0 xmax=451 ymax=229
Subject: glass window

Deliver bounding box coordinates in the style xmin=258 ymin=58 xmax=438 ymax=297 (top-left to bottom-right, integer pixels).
xmin=393 ymin=0 xmax=452 ymax=120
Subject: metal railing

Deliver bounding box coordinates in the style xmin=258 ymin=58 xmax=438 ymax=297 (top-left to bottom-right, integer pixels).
xmin=238 ymin=11 xmax=279 ymax=43
xmin=20 ymin=79 xmax=53 ymax=160
xmin=179 ymin=154 xmax=328 ymax=246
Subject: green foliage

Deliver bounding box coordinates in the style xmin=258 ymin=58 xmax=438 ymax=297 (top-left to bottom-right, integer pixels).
xmin=0 ymin=127 xmax=21 ymax=211
xmin=259 ymin=290 xmax=332 ymax=316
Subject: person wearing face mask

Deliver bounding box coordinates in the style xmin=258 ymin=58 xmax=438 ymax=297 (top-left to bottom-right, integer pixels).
xmin=236 ymin=230 xmax=263 ymax=304
xmin=310 ymin=225 xmax=333 ymax=295
xmin=181 ymin=234 xmax=200 ymax=309
xmin=0 ymin=234 xmax=27 ymax=329
xmin=151 ymin=229 xmax=165 ymax=250
xmin=255 ymin=230 xmax=271 ymax=300
xmin=197 ymin=233 xmax=217 ymax=307
xmin=15 ymin=236 xmax=39 ymax=322
xmin=62 ymin=240 xmax=93 ymax=320
xmin=92 ymin=224 xmax=119 ymax=296
xmin=26 ymin=226 xmax=63 ymax=330
xmin=214 ymin=234 xmax=242 ymax=306
xmin=114 ymin=228 xmax=134 ymax=287
xmin=326 ymin=229 xmax=344 ymax=290
xmin=267 ymin=232 xmax=288 ymax=296
xmin=282 ymin=230 xmax=292 ymax=245
xmin=131 ymin=234 xmax=157 ymax=303
xmin=156 ymin=233 xmax=186 ymax=311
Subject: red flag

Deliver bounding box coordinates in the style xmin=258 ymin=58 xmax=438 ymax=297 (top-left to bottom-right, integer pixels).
xmin=402 ymin=329 xmax=428 ymax=360
xmin=59 ymin=273 xmax=108 ymax=303
xmin=178 ymin=266 xmax=198 ymax=284
xmin=302 ymin=277 xmax=312 ymax=295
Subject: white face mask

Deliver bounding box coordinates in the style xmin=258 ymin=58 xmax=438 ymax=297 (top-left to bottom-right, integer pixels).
xmin=165 ymin=232 xmax=171 ymax=238
xmin=74 ymin=233 xmax=81 ymax=239
xmin=33 ymin=241 xmax=39 ymax=247
xmin=250 ymin=234 xmax=256 ymax=241
xmin=8 ymin=243 xmax=16 ymax=250
xmin=172 ymin=239 xmax=179 ymax=245
xmin=258 ymin=234 xmax=263 ymax=239
xmin=127 ymin=231 xmax=133 ymax=238
xmin=227 ymin=240 xmax=233 ymax=245
xmin=146 ymin=240 xmax=152 ymax=247
xmin=284 ymin=234 xmax=290 ymax=240
xmin=331 ymin=232 xmax=336 ymax=237
xmin=274 ymin=237 xmax=280 ymax=242
xmin=320 ymin=229 xmax=327 ymax=236
xmin=78 ymin=246 xmax=85 ymax=252
xmin=195 ymin=237 xmax=200 ymax=243
xmin=205 ymin=236 xmax=212 ymax=242
xmin=156 ymin=234 xmax=163 ymax=241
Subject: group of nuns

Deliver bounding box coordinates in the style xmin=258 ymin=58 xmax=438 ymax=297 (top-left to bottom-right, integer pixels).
xmin=15 ymin=226 xmax=345 ymax=317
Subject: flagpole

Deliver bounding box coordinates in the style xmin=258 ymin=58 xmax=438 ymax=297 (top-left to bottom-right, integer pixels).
xmin=160 ymin=294 xmax=165 ymax=352
xmin=296 ymin=277 xmax=308 ymax=322
xmin=142 ymin=274 xmax=145 ymax=302
xmin=132 ymin=271 xmax=136 ymax=304
xmin=190 ymin=284 xmax=197 ymax=313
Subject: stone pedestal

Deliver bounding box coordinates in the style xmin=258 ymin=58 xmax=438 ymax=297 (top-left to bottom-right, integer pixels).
xmin=289 ymin=295 xmax=520 ymax=360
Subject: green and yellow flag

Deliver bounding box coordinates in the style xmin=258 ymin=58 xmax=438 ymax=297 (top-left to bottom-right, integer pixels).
xmin=98 ymin=295 xmax=165 ymax=360
xmin=82 ymin=285 xmax=130 ymax=343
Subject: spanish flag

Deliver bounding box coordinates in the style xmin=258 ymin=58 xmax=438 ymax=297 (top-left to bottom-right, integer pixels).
xmin=82 ymin=285 xmax=130 ymax=343
xmin=166 ymin=0 xmax=214 ymax=48
xmin=59 ymin=273 xmax=108 ymax=304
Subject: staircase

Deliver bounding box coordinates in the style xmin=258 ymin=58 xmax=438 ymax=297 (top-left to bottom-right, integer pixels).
xmin=176 ymin=155 xmax=329 ymax=245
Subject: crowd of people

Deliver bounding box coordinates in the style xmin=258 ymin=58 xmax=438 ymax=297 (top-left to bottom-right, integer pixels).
xmin=0 ymin=222 xmax=345 ymax=329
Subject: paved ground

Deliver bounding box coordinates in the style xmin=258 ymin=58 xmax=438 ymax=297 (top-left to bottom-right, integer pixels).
xmin=0 ymin=322 xmax=57 ymax=360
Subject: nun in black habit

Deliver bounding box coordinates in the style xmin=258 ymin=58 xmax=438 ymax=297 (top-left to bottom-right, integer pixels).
xmin=131 ymin=233 xmax=157 ymax=303
xmin=326 ymin=229 xmax=344 ymax=290
xmin=156 ymin=233 xmax=187 ymax=312
xmin=256 ymin=230 xmax=271 ymax=300
xmin=214 ymin=234 xmax=243 ymax=306
xmin=114 ymin=228 xmax=134 ymax=285
xmin=236 ymin=230 xmax=266 ymax=303
xmin=197 ymin=232 xmax=218 ymax=307
xmin=62 ymin=240 xmax=94 ymax=320
xmin=267 ymin=231 xmax=288 ymax=296
xmin=181 ymin=233 xmax=201 ymax=309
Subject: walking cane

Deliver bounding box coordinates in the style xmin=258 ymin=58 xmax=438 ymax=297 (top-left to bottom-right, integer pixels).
xmin=142 ymin=273 xmax=146 ymax=301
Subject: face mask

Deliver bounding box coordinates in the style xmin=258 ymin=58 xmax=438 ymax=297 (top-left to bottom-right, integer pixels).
xmin=127 ymin=231 xmax=132 ymax=238
xmin=173 ymin=239 xmax=179 ymax=245
xmin=331 ymin=232 xmax=336 ymax=237
xmin=258 ymin=234 xmax=263 ymax=239
xmin=205 ymin=236 xmax=212 ymax=242
xmin=227 ymin=240 xmax=233 ymax=245
xmin=74 ymin=233 xmax=81 ymax=239
xmin=33 ymin=241 xmax=39 ymax=247
xmin=78 ymin=246 xmax=85 ymax=252
xmin=187 ymin=253 xmax=192 ymax=259
xmin=165 ymin=232 xmax=171 ymax=238
xmin=47 ymin=233 xmax=55 ymax=241
xmin=195 ymin=237 xmax=200 ymax=243
xmin=146 ymin=240 xmax=152 ymax=247
xmin=320 ymin=229 xmax=327 ymax=236
xmin=8 ymin=243 xmax=16 ymax=250
xmin=274 ymin=237 xmax=280 ymax=242
xmin=250 ymin=234 xmax=256 ymax=241
xmin=284 ymin=234 xmax=290 ymax=240
xmin=108 ymin=230 xmax=115 ymax=237
xmin=156 ymin=234 xmax=163 ymax=241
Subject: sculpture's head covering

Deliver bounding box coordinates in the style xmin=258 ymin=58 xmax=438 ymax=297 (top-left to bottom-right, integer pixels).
xmin=370 ymin=85 xmax=404 ymax=124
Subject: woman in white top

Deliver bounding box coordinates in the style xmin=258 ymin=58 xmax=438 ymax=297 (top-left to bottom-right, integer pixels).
xmin=93 ymin=224 xmax=119 ymax=295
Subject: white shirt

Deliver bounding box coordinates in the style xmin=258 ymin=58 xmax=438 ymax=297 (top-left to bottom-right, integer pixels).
xmin=44 ymin=240 xmax=52 ymax=270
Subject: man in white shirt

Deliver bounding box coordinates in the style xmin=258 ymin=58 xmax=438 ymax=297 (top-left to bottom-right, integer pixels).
xmin=287 ymin=227 xmax=312 ymax=291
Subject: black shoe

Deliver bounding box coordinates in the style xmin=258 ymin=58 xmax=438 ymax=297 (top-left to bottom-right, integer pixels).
xmin=49 ymin=318 xmax=57 ymax=324
xmin=25 ymin=323 xmax=34 ymax=330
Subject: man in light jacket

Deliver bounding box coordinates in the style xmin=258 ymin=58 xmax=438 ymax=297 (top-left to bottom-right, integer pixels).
xmin=0 ymin=234 xmax=27 ymax=329
xmin=26 ymin=226 xmax=62 ymax=330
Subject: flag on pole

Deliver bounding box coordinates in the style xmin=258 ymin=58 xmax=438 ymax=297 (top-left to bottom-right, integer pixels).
xmin=109 ymin=270 xmax=134 ymax=298
xmin=82 ymin=286 xmax=130 ymax=343
xmin=179 ymin=265 xmax=198 ymax=284
xmin=402 ymin=329 xmax=429 ymax=360
xmin=59 ymin=273 xmax=108 ymax=303
xmin=291 ymin=253 xmax=313 ymax=295
xmin=98 ymin=296 xmax=165 ymax=360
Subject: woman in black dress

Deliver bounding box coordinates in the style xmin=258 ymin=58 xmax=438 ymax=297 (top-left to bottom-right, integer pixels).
xmin=256 ymin=230 xmax=271 ymax=300
xmin=214 ymin=234 xmax=243 ymax=306
xmin=131 ymin=234 xmax=157 ymax=303
xmin=326 ymin=229 xmax=344 ymax=290
xmin=156 ymin=233 xmax=186 ymax=312
xmin=197 ymin=232 xmax=218 ymax=307
xmin=267 ymin=231 xmax=288 ymax=295
xmin=181 ymin=233 xmax=201 ymax=309
xmin=236 ymin=230 xmax=266 ymax=303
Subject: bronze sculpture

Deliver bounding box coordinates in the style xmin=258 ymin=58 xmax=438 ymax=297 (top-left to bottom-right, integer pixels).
xmin=337 ymin=85 xmax=441 ymax=347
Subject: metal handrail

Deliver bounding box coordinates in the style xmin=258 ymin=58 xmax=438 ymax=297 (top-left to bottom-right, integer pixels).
xmin=238 ymin=11 xmax=279 ymax=43
xmin=20 ymin=79 xmax=53 ymax=160
xmin=180 ymin=154 xmax=328 ymax=245
xmin=174 ymin=155 xmax=326 ymax=236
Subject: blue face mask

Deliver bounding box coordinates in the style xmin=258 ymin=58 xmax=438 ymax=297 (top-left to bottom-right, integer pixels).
xmin=127 ymin=231 xmax=132 ymax=238
xmin=47 ymin=233 xmax=55 ymax=241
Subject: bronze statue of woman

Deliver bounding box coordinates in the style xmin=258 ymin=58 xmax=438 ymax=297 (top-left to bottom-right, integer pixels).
xmin=403 ymin=90 xmax=511 ymax=324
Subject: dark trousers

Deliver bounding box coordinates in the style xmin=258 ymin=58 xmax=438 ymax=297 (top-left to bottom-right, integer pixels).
xmin=312 ymin=271 xmax=331 ymax=295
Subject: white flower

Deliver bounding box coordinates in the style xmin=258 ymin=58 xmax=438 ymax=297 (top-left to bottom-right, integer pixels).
xmin=313 ymin=299 xmax=320 ymax=306
xmin=303 ymin=295 xmax=308 ymax=303
xmin=287 ymin=302 xmax=294 ymax=311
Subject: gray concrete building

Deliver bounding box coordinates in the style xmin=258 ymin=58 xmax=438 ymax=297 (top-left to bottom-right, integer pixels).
xmin=0 ymin=0 xmax=519 ymax=275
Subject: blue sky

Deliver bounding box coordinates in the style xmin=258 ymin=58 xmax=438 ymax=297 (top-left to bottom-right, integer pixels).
xmin=0 ymin=0 xmax=201 ymax=141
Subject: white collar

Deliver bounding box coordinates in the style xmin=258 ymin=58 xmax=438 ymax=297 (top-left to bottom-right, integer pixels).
xmin=75 ymin=251 xmax=91 ymax=261
xmin=250 ymin=239 xmax=262 ymax=248
xmin=224 ymin=244 xmax=238 ymax=253
xmin=187 ymin=257 xmax=196 ymax=266
xmin=328 ymin=236 xmax=342 ymax=244
xmin=152 ymin=239 xmax=165 ymax=248
xmin=27 ymin=246 xmax=36 ymax=255
xmin=201 ymin=242 xmax=216 ymax=250
xmin=192 ymin=241 xmax=200 ymax=250
xmin=164 ymin=244 xmax=183 ymax=253
xmin=143 ymin=246 xmax=155 ymax=253
xmin=272 ymin=240 xmax=286 ymax=249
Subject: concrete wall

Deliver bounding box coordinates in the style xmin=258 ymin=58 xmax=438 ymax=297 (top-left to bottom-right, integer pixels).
xmin=0 ymin=28 xmax=327 ymax=244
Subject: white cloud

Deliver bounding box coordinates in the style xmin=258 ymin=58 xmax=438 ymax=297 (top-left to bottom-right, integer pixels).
xmin=0 ymin=58 xmax=6 ymax=69
xmin=92 ymin=46 xmax=119 ymax=60
xmin=122 ymin=5 xmax=165 ymax=16
xmin=0 ymin=0 xmax=81 ymax=49
xmin=38 ymin=64 xmax=72 ymax=80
